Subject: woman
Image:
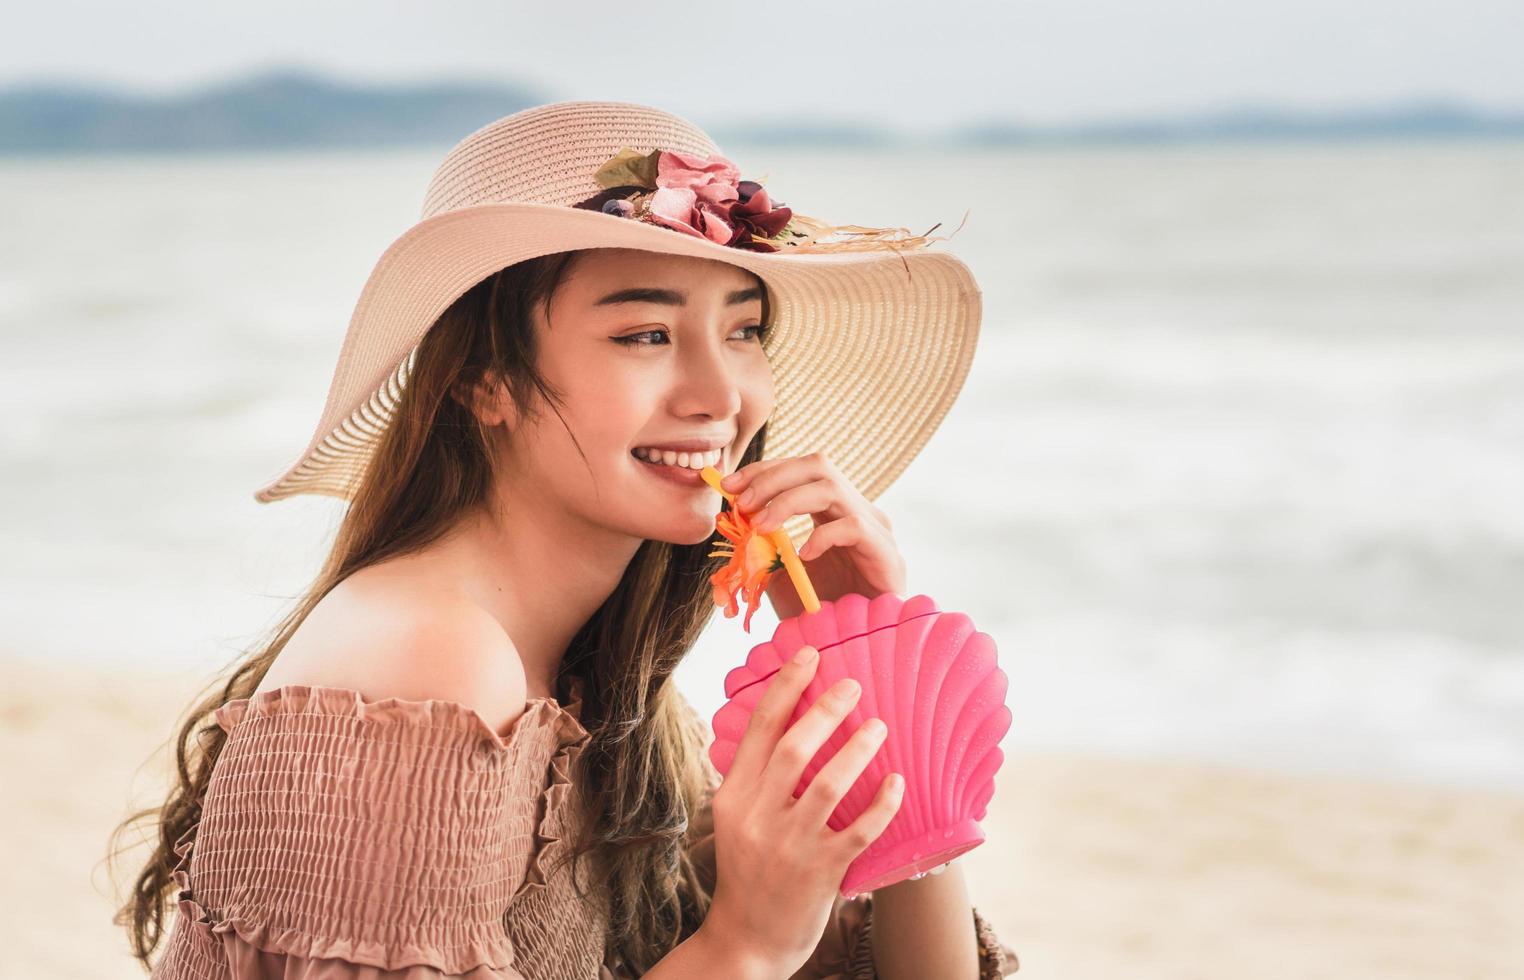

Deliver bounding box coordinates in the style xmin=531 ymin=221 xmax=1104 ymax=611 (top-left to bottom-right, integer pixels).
xmin=112 ymin=100 xmax=1018 ymax=979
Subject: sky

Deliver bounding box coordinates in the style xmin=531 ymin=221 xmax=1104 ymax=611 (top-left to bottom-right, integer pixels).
xmin=4 ymin=0 xmax=1520 ymax=126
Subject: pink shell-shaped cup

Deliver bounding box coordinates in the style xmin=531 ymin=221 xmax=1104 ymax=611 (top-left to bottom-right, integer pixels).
xmin=708 ymin=592 xmax=1011 ymax=897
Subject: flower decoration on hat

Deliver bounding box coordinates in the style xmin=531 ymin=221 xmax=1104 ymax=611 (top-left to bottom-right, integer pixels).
xmin=573 ymin=147 xmax=966 ymax=255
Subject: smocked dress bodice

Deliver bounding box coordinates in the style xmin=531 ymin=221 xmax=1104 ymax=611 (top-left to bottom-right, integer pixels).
xmin=149 ymin=679 xmax=1018 ymax=979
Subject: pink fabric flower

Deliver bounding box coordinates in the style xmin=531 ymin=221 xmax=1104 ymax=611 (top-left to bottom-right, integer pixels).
xmin=648 ymin=150 xmax=743 ymax=245
xmin=655 ymin=149 xmax=742 ymax=192
xmin=576 ymin=147 xmax=798 ymax=251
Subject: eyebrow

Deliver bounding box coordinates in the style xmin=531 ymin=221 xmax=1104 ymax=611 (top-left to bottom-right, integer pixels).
xmin=593 ymin=285 xmax=765 ymax=307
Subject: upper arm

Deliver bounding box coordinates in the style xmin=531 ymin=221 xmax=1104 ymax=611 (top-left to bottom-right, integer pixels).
xmin=261 ymin=574 xmax=531 ymax=736
xmin=171 ymin=593 xmax=542 ymax=980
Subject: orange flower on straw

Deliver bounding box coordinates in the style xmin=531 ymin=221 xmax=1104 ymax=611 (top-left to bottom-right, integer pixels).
xmin=708 ymin=499 xmax=784 ymax=633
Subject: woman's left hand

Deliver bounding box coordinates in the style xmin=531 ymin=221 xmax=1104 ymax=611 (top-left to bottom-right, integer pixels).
xmin=721 ymin=451 xmax=907 ymax=619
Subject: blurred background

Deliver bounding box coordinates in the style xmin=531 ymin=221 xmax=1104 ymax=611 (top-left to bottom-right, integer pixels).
xmin=2 ymin=2 xmax=1521 ymax=977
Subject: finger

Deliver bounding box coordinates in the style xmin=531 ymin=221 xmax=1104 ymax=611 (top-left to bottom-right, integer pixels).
xmin=750 ymin=478 xmax=848 ymax=534
xmin=720 ymin=456 xmax=790 ymax=493
xmin=794 ymin=715 xmax=889 ymax=828
xmin=733 ymin=456 xmax=832 ymax=513
xmin=761 ymin=675 xmax=863 ymax=803
xmin=797 ymin=512 xmax=888 ymax=562
xmin=723 ymin=645 xmax=820 ymax=788
xmin=833 ymin=772 xmax=905 ymax=859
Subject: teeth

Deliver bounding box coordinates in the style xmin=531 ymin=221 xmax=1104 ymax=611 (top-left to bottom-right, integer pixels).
xmin=634 ymin=447 xmax=723 ymax=470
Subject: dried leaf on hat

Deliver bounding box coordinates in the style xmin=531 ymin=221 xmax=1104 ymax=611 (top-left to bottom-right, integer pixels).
xmin=594 ymin=148 xmax=661 ymax=190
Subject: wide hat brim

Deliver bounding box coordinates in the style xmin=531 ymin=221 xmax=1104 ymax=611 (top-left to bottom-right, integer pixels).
xmin=254 ymin=199 xmax=981 ymax=553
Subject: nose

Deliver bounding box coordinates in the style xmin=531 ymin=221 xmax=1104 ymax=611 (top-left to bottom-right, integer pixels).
xmin=670 ymin=327 xmax=746 ymax=421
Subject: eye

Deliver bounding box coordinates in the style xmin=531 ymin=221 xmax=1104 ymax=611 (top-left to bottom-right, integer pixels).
xmin=612 ymin=324 xmax=769 ymax=347
xmin=611 ymin=329 xmax=667 ymax=347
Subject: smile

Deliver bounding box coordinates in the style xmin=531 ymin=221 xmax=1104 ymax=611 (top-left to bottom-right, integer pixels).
xmin=631 ymin=446 xmax=725 ymax=470
xmin=630 ymin=449 xmax=714 ymax=488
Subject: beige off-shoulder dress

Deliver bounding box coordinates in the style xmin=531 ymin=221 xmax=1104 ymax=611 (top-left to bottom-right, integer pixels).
xmin=150 ymin=675 xmax=1019 ymax=979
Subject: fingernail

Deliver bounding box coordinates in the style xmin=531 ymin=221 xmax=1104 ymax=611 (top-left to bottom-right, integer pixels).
xmin=722 ymin=472 xmax=743 ymax=488
xmin=891 ymin=773 xmax=905 ymax=792
xmin=864 ymin=718 xmax=886 ymax=738
xmin=737 ymin=489 xmax=756 ymax=508
xmin=792 ymin=645 xmax=818 ymax=664
xmin=838 ymin=678 xmax=860 ymax=698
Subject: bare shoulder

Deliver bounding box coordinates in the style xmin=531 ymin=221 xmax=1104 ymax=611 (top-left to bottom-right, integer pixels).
xmin=257 ymin=565 xmax=530 ymax=736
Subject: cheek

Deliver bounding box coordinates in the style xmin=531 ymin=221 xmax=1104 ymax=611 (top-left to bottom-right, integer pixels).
xmin=570 ymin=377 xmax=651 ymax=450
xmin=741 ymin=365 xmax=777 ymax=426
xmin=541 ymin=348 xmax=649 ymax=443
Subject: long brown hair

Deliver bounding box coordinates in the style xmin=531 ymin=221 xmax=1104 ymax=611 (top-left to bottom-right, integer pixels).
xmin=108 ymin=248 xmax=773 ymax=974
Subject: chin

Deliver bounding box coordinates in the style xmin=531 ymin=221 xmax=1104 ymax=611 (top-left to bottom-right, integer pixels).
xmin=671 ymin=522 xmax=721 ymax=548
xmin=635 ymin=516 xmax=719 ymax=549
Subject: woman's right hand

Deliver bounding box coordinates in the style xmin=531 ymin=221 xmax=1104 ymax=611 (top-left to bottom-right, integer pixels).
xmin=701 ymin=643 xmax=905 ymax=977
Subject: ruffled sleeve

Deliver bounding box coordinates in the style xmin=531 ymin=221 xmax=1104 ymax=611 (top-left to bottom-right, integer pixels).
xmin=679 ymin=702 xmax=1019 ymax=980
xmin=801 ymin=891 xmax=1019 ymax=980
xmin=150 ymin=684 xmax=592 ymax=980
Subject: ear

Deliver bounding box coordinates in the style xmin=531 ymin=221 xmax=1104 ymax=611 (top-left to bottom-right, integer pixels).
xmin=453 ymin=372 xmax=518 ymax=429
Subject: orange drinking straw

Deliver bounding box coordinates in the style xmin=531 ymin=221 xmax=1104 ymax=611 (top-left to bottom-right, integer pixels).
xmin=701 ymin=465 xmax=821 ymax=615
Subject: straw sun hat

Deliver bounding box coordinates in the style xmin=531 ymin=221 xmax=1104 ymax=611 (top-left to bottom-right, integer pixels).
xmin=255 ymin=99 xmax=982 ymax=551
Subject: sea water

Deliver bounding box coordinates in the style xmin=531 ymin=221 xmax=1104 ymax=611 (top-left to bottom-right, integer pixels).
xmin=1 ymin=141 xmax=1520 ymax=792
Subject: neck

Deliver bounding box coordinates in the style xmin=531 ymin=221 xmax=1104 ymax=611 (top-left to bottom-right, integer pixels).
xmin=448 ymin=478 xmax=642 ymax=699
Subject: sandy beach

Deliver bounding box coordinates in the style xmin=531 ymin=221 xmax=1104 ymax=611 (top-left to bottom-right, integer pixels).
xmin=5 ymin=656 xmax=1519 ymax=980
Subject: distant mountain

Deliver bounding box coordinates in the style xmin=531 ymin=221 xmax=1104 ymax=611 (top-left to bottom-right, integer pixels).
xmin=0 ymin=68 xmax=547 ymax=153
xmin=951 ymin=100 xmax=1524 ymax=145
xmin=1 ymin=69 xmax=1520 ymax=154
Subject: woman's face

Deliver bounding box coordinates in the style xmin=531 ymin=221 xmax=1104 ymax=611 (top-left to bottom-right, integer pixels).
xmin=494 ymin=247 xmax=775 ymax=546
